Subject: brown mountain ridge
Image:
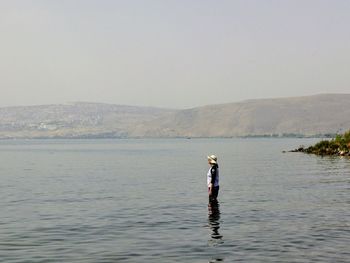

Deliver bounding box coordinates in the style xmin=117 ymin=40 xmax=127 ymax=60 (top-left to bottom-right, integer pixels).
xmin=0 ymin=94 xmax=349 ymax=139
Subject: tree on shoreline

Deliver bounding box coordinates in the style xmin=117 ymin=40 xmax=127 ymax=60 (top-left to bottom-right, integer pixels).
xmin=292 ymin=130 xmax=350 ymax=156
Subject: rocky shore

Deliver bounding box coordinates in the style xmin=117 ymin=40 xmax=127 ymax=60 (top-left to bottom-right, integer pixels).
xmin=291 ymin=130 xmax=350 ymax=156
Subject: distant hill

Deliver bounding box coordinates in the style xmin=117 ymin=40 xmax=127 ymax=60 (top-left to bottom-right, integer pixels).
xmin=130 ymin=94 xmax=350 ymax=138
xmin=0 ymin=94 xmax=349 ymax=139
xmin=0 ymin=102 xmax=176 ymax=139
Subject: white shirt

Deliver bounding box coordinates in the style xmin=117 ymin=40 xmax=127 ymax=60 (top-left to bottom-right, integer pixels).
xmin=207 ymin=165 xmax=219 ymax=187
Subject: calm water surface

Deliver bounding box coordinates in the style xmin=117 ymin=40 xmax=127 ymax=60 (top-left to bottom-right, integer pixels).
xmin=0 ymin=138 xmax=349 ymax=262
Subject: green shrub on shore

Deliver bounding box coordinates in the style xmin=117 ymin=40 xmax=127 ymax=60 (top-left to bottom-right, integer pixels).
xmin=295 ymin=130 xmax=350 ymax=156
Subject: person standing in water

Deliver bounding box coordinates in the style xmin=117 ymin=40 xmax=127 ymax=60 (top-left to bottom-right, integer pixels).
xmin=207 ymin=155 xmax=219 ymax=203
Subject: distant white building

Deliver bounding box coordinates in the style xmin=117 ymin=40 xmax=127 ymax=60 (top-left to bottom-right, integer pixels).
xmin=38 ymin=123 xmax=57 ymax=130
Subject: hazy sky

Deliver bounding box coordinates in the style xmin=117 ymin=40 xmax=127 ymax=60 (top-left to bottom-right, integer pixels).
xmin=0 ymin=0 xmax=349 ymax=108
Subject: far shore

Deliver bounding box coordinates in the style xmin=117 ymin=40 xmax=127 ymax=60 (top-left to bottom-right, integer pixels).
xmin=0 ymin=134 xmax=337 ymax=140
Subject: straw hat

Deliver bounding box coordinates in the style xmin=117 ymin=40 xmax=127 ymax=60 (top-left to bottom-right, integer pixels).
xmin=207 ymin=154 xmax=217 ymax=164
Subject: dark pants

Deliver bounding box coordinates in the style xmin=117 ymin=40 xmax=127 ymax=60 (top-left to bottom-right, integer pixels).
xmin=209 ymin=186 xmax=219 ymax=202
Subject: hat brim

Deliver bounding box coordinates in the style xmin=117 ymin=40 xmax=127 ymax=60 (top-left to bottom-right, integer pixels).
xmin=207 ymin=156 xmax=217 ymax=164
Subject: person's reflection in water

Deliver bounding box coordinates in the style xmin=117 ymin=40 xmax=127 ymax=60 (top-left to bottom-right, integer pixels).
xmin=208 ymin=200 xmax=223 ymax=241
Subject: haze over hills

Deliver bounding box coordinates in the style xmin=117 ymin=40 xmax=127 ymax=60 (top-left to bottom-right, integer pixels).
xmin=0 ymin=94 xmax=349 ymax=139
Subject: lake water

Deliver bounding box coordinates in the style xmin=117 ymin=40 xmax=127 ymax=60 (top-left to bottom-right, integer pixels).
xmin=0 ymin=138 xmax=349 ymax=263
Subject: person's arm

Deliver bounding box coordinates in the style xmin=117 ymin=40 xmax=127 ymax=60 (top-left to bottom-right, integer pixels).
xmin=209 ymin=166 xmax=217 ymax=194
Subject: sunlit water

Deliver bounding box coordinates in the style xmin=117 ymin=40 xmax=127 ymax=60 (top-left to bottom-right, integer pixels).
xmin=0 ymin=138 xmax=349 ymax=262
